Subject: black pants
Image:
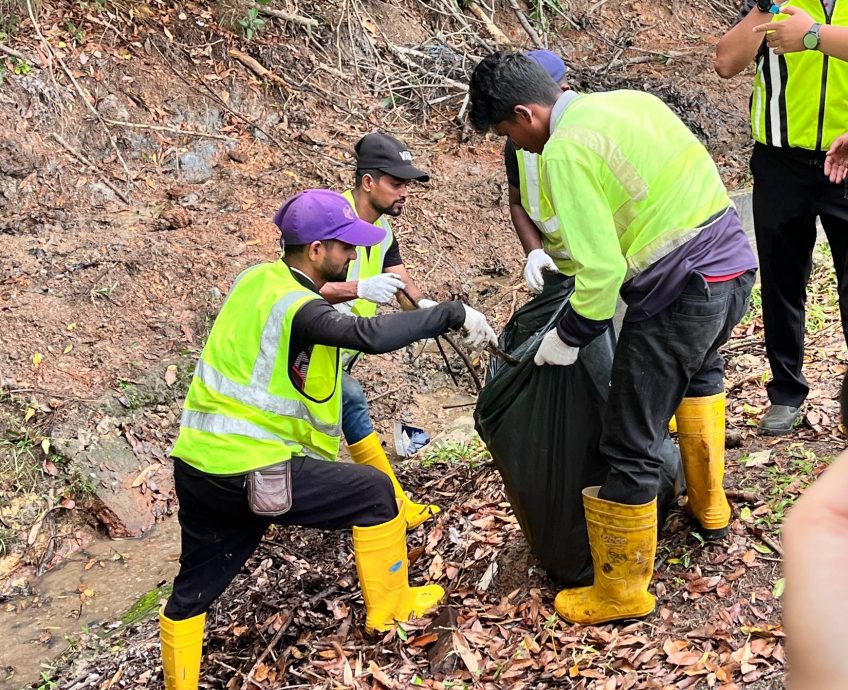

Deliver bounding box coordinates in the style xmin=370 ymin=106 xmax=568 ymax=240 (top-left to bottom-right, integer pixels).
xmin=163 ymin=457 xmax=397 ymax=620
xmin=599 ymin=271 xmax=755 ymax=505
xmin=752 ymin=142 xmax=848 ymax=408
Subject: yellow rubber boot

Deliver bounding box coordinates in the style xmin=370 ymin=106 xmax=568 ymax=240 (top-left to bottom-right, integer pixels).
xmin=348 ymin=432 xmax=440 ymax=529
xmin=159 ymin=607 xmax=205 ymax=690
xmin=353 ymin=503 xmax=445 ymax=632
xmin=675 ymin=393 xmax=731 ymax=538
xmin=555 ymin=488 xmax=657 ymax=625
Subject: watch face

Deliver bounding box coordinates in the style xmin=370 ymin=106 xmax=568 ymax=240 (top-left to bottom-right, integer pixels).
xmin=803 ymin=32 xmax=819 ymax=49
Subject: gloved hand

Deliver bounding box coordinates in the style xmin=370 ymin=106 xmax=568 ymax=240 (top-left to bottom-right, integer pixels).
xmin=417 ymin=298 xmax=439 ymax=309
xmin=534 ymin=329 xmax=579 ymax=366
xmin=524 ymin=248 xmax=557 ymax=294
xmin=357 ymin=273 xmax=406 ymax=304
xmin=462 ymin=305 xmax=497 ymax=351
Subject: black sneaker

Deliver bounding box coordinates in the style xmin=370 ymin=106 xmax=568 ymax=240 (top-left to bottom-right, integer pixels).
xmin=757 ymin=404 xmax=802 ymax=436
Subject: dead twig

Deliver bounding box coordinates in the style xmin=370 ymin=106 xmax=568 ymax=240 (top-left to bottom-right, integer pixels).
xmin=507 ymin=0 xmax=545 ymax=49
xmin=229 ymin=48 xmax=288 ymax=89
xmin=435 ymin=335 xmax=462 ymax=387
xmin=257 ymin=6 xmax=320 ymax=28
xmin=0 ymin=42 xmax=42 ymax=66
xmin=103 ymin=119 xmax=238 ymax=142
xmin=725 ymin=489 xmax=761 ymax=504
xmin=749 ymin=524 xmax=784 ymax=557
xmin=240 ymin=612 xmax=294 ymax=690
xmin=399 ymin=288 xmax=483 ymax=392
xmin=367 ymin=386 xmax=403 ymax=404
xmin=588 ymin=51 xmax=687 ymax=71
xmin=467 ymin=1 xmax=511 ymax=45
xmin=51 ymin=133 xmax=130 ymax=204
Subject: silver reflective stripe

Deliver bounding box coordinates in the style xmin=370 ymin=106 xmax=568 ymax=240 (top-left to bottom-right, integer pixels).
xmin=550 ymin=125 xmax=648 ymax=203
xmin=538 ymin=216 xmax=560 ymax=236
xmin=182 ymin=409 xmax=290 ymax=443
xmin=752 ymin=56 xmax=765 ymax=142
xmin=196 ymin=358 xmax=340 ymax=438
xmin=181 ymin=410 xmax=335 ymax=461
xmin=254 ymin=290 xmax=314 ymax=389
xmin=767 ymin=51 xmax=783 ymax=148
xmin=623 ymin=207 xmax=731 ymax=280
xmin=522 ymin=152 xmax=569 ymax=257
xmin=521 ymin=150 xmax=542 ymax=219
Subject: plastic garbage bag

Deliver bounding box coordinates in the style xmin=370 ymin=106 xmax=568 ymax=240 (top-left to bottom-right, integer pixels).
xmin=474 ymin=272 xmax=682 ymax=586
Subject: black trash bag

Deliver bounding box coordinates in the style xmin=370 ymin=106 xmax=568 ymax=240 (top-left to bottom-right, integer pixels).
xmin=474 ymin=272 xmax=682 ymax=586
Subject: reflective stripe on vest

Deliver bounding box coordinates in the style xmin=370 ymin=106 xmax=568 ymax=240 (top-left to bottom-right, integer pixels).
xmin=194 ymin=358 xmax=339 ymax=437
xmin=337 ymin=189 xmax=395 ymax=365
xmin=339 ymin=189 xmax=394 ymax=320
xmin=516 ymin=149 xmax=576 ymax=274
xmin=751 ymin=0 xmax=848 ymax=150
xmin=179 ymin=410 xmax=329 ymax=462
xmin=171 ymin=262 xmax=343 ymax=475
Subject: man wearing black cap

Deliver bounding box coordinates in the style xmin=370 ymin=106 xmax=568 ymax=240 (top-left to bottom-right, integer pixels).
xmin=319 ymin=132 xmax=493 ymax=532
xmin=158 ymin=189 xmax=496 ymax=690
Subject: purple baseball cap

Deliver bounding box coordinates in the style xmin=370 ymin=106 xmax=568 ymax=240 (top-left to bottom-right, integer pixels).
xmin=274 ymin=189 xmax=385 ymax=247
xmin=525 ymin=50 xmax=567 ymax=83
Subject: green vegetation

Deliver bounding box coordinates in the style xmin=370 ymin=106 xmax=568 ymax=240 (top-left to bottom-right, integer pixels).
xmin=741 ymin=444 xmax=834 ymax=530
xmin=239 ymin=0 xmax=271 ymax=40
xmin=120 ymin=584 xmax=173 ymax=628
xmin=421 ymin=438 xmax=490 ymax=468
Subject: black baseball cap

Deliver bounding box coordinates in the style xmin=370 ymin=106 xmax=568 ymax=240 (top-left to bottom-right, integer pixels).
xmin=354 ymin=132 xmax=430 ymax=182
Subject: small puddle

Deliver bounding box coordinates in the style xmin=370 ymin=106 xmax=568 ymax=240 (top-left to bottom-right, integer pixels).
xmin=0 ymin=517 xmax=180 ymax=689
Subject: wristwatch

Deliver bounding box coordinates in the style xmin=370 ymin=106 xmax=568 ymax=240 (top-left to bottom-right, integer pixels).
xmin=803 ymin=22 xmax=822 ymax=50
xmin=756 ymin=0 xmax=777 ymax=13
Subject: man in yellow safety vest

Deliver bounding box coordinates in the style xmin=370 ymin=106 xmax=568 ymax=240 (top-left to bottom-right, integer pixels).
xmin=320 ymin=132 xmax=469 ymax=530
xmin=716 ymin=0 xmax=848 ymax=435
xmin=158 ymin=189 xmax=496 ymax=690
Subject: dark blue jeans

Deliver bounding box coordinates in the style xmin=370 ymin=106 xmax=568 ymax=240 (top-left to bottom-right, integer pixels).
xmin=341 ymin=372 xmax=374 ymax=445
xmin=599 ymin=271 xmax=755 ymax=505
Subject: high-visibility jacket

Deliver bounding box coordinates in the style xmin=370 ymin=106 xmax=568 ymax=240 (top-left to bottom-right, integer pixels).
xmin=516 ymin=150 xmax=578 ymax=275
xmin=171 ymin=261 xmax=342 ymax=475
xmin=541 ymin=90 xmax=731 ymax=324
xmin=340 ymin=189 xmax=395 ymax=320
xmin=751 ymin=0 xmax=848 ymax=151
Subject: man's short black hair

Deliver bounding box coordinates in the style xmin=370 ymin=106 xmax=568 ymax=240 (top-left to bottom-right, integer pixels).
xmin=282 ymin=242 xmax=308 ymax=256
xmin=354 ymin=168 xmax=384 ymax=188
xmin=469 ymin=52 xmax=560 ymax=133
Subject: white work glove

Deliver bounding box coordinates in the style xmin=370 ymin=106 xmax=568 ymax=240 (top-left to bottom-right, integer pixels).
xmin=418 ymin=298 xmax=439 ymax=309
xmin=462 ymin=304 xmax=498 ymax=351
xmin=534 ymin=329 xmax=579 ymax=366
xmin=524 ymin=248 xmax=557 ymax=294
xmin=357 ymin=273 xmax=406 ymax=304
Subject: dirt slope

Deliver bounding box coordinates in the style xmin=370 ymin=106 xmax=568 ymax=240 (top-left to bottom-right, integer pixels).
xmin=0 ymin=0 xmax=817 ymax=688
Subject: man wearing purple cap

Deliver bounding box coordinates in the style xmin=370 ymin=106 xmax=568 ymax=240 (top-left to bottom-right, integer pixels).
xmin=504 ymin=50 xmax=574 ymax=293
xmin=157 ymin=189 xmax=496 ymax=690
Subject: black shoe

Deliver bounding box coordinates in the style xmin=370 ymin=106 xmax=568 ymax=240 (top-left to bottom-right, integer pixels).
xmin=757 ymin=404 xmax=802 ymax=436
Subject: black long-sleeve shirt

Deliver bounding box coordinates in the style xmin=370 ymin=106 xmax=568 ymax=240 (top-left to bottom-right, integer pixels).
xmin=287 ymin=264 xmax=465 ymax=379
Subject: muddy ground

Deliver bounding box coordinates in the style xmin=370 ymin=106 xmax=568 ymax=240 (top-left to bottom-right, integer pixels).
xmin=0 ymin=0 xmax=841 ymax=688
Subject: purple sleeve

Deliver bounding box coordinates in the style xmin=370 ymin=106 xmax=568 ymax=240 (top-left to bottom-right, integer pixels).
xmin=556 ymin=304 xmax=612 ymax=348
